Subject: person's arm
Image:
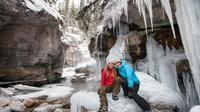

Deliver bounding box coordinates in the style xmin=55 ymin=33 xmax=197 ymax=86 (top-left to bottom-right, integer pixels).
xmin=124 ymin=65 xmax=134 ymax=89
xmin=101 ymin=68 xmax=106 ymax=86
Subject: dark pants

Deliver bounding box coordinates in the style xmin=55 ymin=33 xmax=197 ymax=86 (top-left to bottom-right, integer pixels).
xmin=121 ymin=79 xmax=151 ymax=111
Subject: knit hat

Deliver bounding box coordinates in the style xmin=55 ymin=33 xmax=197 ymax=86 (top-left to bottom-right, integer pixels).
xmin=106 ymin=48 xmax=123 ymax=64
xmin=106 ymin=37 xmax=125 ymax=64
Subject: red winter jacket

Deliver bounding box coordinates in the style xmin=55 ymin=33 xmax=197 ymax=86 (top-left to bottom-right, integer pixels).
xmin=101 ymin=68 xmax=115 ymax=87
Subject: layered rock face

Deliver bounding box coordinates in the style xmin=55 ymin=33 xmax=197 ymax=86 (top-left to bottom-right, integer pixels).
xmin=0 ymin=0 xmax=67 ymax=84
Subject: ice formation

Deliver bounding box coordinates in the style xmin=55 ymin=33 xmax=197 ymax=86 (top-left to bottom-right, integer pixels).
xmin=102 ymin=0 xmax=129 ymax=30
xmin=159 ymin=0 xmax=176 ymax=38
xmin=100 ymin=0 xmax=200 ymax=109
xmin=146 ymin=36 xmax=186 ymax=92
xmin=144 ymin=35 xmax=200 ymax=110
xmin=70 ymin=72 xmax=185 ymax=112
xmin=100 ymin=0 xmax=175 ymax=37
xmin=182 ymin=73 xmax=199 ymax=108
xmin=175 ymin=0 xmax=200 ymax=102
xmin=135 ymin=0 xmax=175 ymax=37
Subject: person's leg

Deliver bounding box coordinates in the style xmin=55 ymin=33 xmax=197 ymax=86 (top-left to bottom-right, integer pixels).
xmin=112 ymin=76 xmax=121 ymax=96
xmin=111 ymin=77 xmax=121 ymax=100
xmin=98 ymin=86 xmax=112 ymax=111
xmin=120 ymin=78 xmax=128 ymax=97
xmin=129 ymin=84 xmax=151 ymax=111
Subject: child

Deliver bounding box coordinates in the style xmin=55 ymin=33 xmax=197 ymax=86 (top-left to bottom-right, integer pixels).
xmin=98 ymin=62 xmax=121 ymax=112
xmin=115 ymin=59 xmax=151 ymax=112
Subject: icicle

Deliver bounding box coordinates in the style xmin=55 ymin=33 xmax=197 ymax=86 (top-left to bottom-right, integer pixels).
xmin=156 ymin=0 xmax=160 ymax=4
xmin=182 ymin=72 xmax=199 ymax=109
xmin=144 ymin=0 xmax=153 ymax=31
xmin=135 ymin=0 xmax=142 ymax=16
xmin=100 ymin=0 xmax=104 ymax=5
xmin=160 ymin=0 xmax=176 ymax=38
xmin=141 ymin=1 xmax=148 ymax=36
xmin=132 ymin=0 xmax=135 ymax=4
xmin=135 ymin=0 xmax=148 ymax=36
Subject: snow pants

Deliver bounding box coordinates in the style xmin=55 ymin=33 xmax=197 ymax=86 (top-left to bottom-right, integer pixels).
xmin=121 ymin=79 xmax=151 ymax=111
xmin=98 ymin=77 xmax=121 ymax=108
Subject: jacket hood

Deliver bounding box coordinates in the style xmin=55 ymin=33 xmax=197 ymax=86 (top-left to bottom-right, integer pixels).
xmin=119 ymin=60 xmax=126 ymax=68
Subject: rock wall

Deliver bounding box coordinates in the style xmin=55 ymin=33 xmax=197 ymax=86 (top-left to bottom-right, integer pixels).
xmin=0 ymin=0 xmax=67 ymax=85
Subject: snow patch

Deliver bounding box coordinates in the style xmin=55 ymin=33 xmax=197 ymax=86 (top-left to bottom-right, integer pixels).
xmin=13 ymin=84 xmax=43 ymax=91
xmin=62 ymin=67 xmax=76 ymax=78
xmin=15 ymin=86 xmax=73 ymax=100
xmin=190 ymin=105 xmax=200 ymax=112
xmin=70 ymin=91 xmax=142 ymax=112
xmin=23 ymin=0 xmax=62 ymax=19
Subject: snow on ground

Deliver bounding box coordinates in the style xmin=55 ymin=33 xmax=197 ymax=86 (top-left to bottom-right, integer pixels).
xmin=23 ymin=0 xmax=62 ymax=19
xmin=62 ymin=58 xmax=96 ymax=78
xmin=15 ymin=86 xmax=73 ymax=100
xmin=70 ymin=72 xmax=185 ymax=112
xmin=70 ymin=91 xmax=142 ymax=112
xmin=13 ymin=84 xmax=43 ymax=91
xmin=136 ymin=72 xmax=185 ymax=111
xmin=190 ymin=105 xmax=200 ymax=112
xmin=62 ymin=67 xmax=76 ymax=78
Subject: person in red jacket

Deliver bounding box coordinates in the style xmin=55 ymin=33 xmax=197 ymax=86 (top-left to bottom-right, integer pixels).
xmin=98 ymin=62 xmax=121 ymax=112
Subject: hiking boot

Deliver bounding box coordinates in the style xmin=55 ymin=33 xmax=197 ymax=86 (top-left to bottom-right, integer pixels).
xmin=112 ymin=95 xmax=119 ymax=100
xmin=99 ymin=106 xmax=108 ymax=112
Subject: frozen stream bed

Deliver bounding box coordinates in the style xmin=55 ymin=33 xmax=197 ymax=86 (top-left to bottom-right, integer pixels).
xmin=14 ymin=66 xmax=100 ymax=100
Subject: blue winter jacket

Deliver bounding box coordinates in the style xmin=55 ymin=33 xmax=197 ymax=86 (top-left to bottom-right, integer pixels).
xmin=117 ymin=60 xmax=140 ymax=88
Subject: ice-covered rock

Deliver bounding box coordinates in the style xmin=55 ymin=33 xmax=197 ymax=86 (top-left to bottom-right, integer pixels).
xmin=33 ymin=104 xmax=62 ymax=112
xmin=23 ymin=99 xmax=37 ymax=108
xmin=0 ymin=107 xmax=11 ymax=112
xmin=70 ymin=91 xmax=142 ymax=112
xmin=10 ymin=100 xmax=26 ymax=112
xmin=0 ymin=88 xmax=14 ymax=96
xmin=0 ymin=97 xmax=10 ymax=107
xmin=15 ymin=86 xmax=73 ymax=101
xmin=190 ymin=105 xmax=200 ymax=112
xmin=13 ymin=84 xmax=43 ymax=91
xmin=62 ymin=67 xmax=76 ymax=78
xmin=54 ymin=108 xmax=70 ymax=112
xmin=136 ymin=72 xmax=185 ymax=111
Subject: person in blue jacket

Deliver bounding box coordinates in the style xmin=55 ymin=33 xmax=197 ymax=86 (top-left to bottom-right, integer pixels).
xmin=114 ymin=59 xmax=151 ymax=112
